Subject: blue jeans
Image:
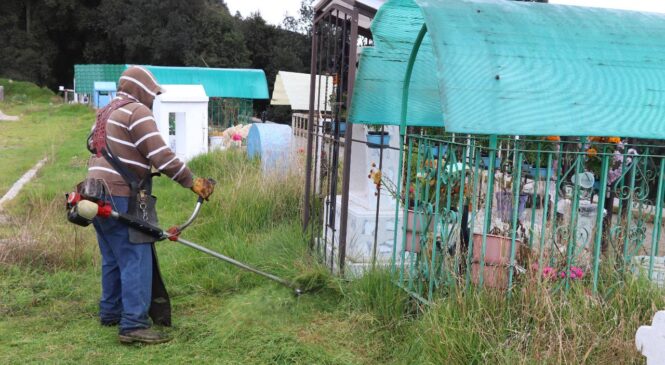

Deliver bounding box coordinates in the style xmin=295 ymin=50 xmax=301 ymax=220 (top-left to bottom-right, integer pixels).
xmin=92 ymin=196 xmax=153 ymax=333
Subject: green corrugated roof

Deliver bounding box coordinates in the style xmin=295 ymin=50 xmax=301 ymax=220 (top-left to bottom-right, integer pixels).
xmin=350 ymin=0 xmax=665 ymax=139
xmin=74 ymin=65 xmax=269 ymax=100
xmin=74 ymin=64 xmax=125 ymax=95
xmin=141 ymin=66 xmax=268 ymax=99
xmin=350 ymin=0 xmax=442 ymax=127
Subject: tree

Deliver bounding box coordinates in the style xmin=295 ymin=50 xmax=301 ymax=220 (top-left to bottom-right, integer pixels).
xmin=282 ymin=0 xmax=315 ymax=36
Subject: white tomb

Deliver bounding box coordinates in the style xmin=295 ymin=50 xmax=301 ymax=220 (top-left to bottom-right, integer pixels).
xmin=322 ymin=124 xmax=404 ymax=276
xmin=153 ymin=84 xmax=209 ymax=161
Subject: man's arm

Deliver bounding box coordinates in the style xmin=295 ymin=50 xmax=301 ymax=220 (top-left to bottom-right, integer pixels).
xmin=128 ymin=105 xmax=194 ymax=188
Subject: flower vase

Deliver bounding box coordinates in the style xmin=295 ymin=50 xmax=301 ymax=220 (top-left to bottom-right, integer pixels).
xmin=471 ymin=233 xmax=522 ymax=289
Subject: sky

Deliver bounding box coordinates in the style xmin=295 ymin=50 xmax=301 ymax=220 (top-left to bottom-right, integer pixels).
xmin=549 ymin=0 xmax=665 ymax=13
xmin=224 ymin=0 xmax=665 ymax=27
xmin=224 ymin=0 xmax=303 ymax=26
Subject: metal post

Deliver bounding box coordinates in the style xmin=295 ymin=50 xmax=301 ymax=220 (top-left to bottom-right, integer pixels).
xmin=337 ymin=7 xmax=359 ymax=276
xmin=303 ymin=23 xmax=320 ymax=232
xmin=649 ymin=159 xmax=665 ymax=279
xmin=371 ymin=125 xmax=386 ymax=268
xmin=478 ymin=135 xmax=498 ymax=288
xmin=592 ymin=149 xmax=610 ymax=292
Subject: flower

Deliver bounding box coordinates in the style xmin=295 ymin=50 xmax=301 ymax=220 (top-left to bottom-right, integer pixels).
xmin=571 ymin=266 xmax=584 ymax=279
xmin=586 ymin=148 xmax=597 ymax=158
xmin=558 ymin=267 xmax=585 ymax=280
xmin=370 ymin=169 xmax=382 ymax=186
xmin=542 ymin=266 xmax=556 ymax=279
xmin=545 ymin=136 xmax=560 ymax=141
xmin=232 ymin=133 xmax=243 ymax=141
xmin=607 ymin=137 xmax=621 ymax=144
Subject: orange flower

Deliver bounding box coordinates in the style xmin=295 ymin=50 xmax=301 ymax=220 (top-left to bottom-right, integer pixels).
xmin=586 ymin=148 xmax=598 ymax=158
xmin=608 ymin=137 xmax=621 ymax=144
xmin=545 ymin=136 xmax=560 ymax=142
xmin=370 ymin=169 xmax=382 ymax=186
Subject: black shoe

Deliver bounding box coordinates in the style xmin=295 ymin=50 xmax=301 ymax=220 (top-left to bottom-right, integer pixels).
xmin=118 ymin=328 xmax=172 ymax=345
xmin=101 ymin=319 xmax=120 ymax=326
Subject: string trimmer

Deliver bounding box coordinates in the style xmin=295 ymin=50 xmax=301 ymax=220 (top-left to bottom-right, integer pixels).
xmin=66 ymin=188 xmax=303 ymax=296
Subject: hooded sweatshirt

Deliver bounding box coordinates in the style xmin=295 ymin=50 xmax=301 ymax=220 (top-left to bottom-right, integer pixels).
xmin=86 ymin=66 xmax=194 ymax=196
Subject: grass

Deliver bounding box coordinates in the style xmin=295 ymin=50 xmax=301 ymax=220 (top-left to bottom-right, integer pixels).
xmin=0 ymin=80 xmax=659 ymax=364
xmin=0 ymin=78 xmax=90 ymax=197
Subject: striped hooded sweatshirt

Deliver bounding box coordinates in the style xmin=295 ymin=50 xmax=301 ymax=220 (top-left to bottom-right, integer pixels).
xmin=86 ymin=66 xmax=194 ymax=196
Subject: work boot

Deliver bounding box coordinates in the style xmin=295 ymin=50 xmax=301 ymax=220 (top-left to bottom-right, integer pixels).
xmin=118 ymin=328 xmax=172 ymax=345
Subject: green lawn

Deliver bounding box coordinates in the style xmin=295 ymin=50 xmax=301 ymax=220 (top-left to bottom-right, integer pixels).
xmin=0 ymin=81 xmax=659 ymax=364
xmin=0 ymin=79 xmax=91 ymax=197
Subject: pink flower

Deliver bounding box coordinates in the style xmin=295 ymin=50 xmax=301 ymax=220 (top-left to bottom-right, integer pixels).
xmin=557 ymin=267 xmax=585 ymax=280
xmin=232 ymin=133 xmax=243 ymax=141
xmin=542 ymin=266 xmax=556 ymax=279
xmin=571 ymin=266 xmax=584 ymax=279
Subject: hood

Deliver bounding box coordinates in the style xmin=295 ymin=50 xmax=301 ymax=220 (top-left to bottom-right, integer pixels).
xmin=117 ymin=66 xmax=165 ymax=108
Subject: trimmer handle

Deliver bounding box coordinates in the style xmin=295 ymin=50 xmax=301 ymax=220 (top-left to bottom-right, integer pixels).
xmin=177 ymin=198 xmax=204 ymax=232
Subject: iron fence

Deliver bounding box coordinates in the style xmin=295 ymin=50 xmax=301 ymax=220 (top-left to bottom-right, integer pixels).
xmin=385 ymin=134 xmax=665 ymax=302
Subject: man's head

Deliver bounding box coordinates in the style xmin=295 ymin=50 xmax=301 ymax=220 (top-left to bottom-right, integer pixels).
xmin=117 ymin=66 xmax=165 ymax=108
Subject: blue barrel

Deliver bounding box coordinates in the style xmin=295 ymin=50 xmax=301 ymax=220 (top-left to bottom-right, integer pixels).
xmin=246 ymin=123 xmax=293 ymax=173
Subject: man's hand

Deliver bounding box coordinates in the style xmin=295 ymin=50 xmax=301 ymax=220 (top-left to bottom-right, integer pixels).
xmin=191 ymin=177 xmax=215 ymax=200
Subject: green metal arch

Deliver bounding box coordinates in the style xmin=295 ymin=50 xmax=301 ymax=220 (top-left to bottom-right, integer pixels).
xmin=400 ymin=23 xmax=429 ymax=134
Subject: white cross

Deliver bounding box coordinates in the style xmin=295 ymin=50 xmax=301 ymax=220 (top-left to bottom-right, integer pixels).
xmin=636 ymin=311 xmax=665 ymax=364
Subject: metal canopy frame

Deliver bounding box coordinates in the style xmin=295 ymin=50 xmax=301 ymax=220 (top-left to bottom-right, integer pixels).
xmin=304 ymin=1 xmax=378 ymax=275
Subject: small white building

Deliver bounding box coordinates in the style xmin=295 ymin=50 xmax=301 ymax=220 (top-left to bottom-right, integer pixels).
xmin=270 ymin=71 xmax=333 ymax=112
xmin=153 ymin=84 xmax=209 ymax=161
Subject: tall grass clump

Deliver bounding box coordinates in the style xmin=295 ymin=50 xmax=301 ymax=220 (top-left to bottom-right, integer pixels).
xmin=152 ymin=149 xmax=312 ymax=295
xmin=344 ymin=269 xmax=412 ymax=325
xmin=185 ymin=149 xmax=303 ymax=235
xmin=416 ymin=270 xmax=664 ymax=364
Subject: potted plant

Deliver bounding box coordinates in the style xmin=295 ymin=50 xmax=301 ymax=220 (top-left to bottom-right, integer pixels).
xmin=368 ymin=151 xmax=467 ymax=253
xmin=421 ymin=127 xmax=449 ymax=158
xmin=366 ymin=124 xmax=391 ymax=149
xmin=326 ymin=91 xmax=347 ymax=136
xmin=209 ymin=129 xmax=225 ymax=150
xmin=471 ymin=229 xmax=520 ymax=288
xmin=369 ymin=160 xmax=430 ymax=253
xmin=523 ymin=136 xmax=559 ymax=179
xmin=494 ymin=164 xmax=529 ymax=223
xmin=470 ymin=162 xmax=530 ymax=289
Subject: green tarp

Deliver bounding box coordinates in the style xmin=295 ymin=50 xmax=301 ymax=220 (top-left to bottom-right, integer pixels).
xmin=350 ymin=0 xmax=665 ymax=138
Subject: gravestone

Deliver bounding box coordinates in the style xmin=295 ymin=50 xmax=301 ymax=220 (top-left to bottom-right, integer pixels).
xmin=0 ymin=86 xmax=4 ymax=101
xmin=321 ymin=124 xmax=404 ymax=276
xmin=636 ymin=310 xmax=665 ymax=364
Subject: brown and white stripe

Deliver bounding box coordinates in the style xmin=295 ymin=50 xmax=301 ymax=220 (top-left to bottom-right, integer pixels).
xmin=87 ymin=66 xmax=193 ymax=196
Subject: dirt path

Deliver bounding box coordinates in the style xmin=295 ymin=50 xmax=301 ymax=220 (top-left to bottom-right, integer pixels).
xmin=0 ymin=110 xmax=19 ymax=121
xmin=0 ymin=158 xmax=47 ymax=211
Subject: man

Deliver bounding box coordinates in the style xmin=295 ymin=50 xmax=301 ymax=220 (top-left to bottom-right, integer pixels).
xmin=87 ymin=66 xmax=214 ymax=344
